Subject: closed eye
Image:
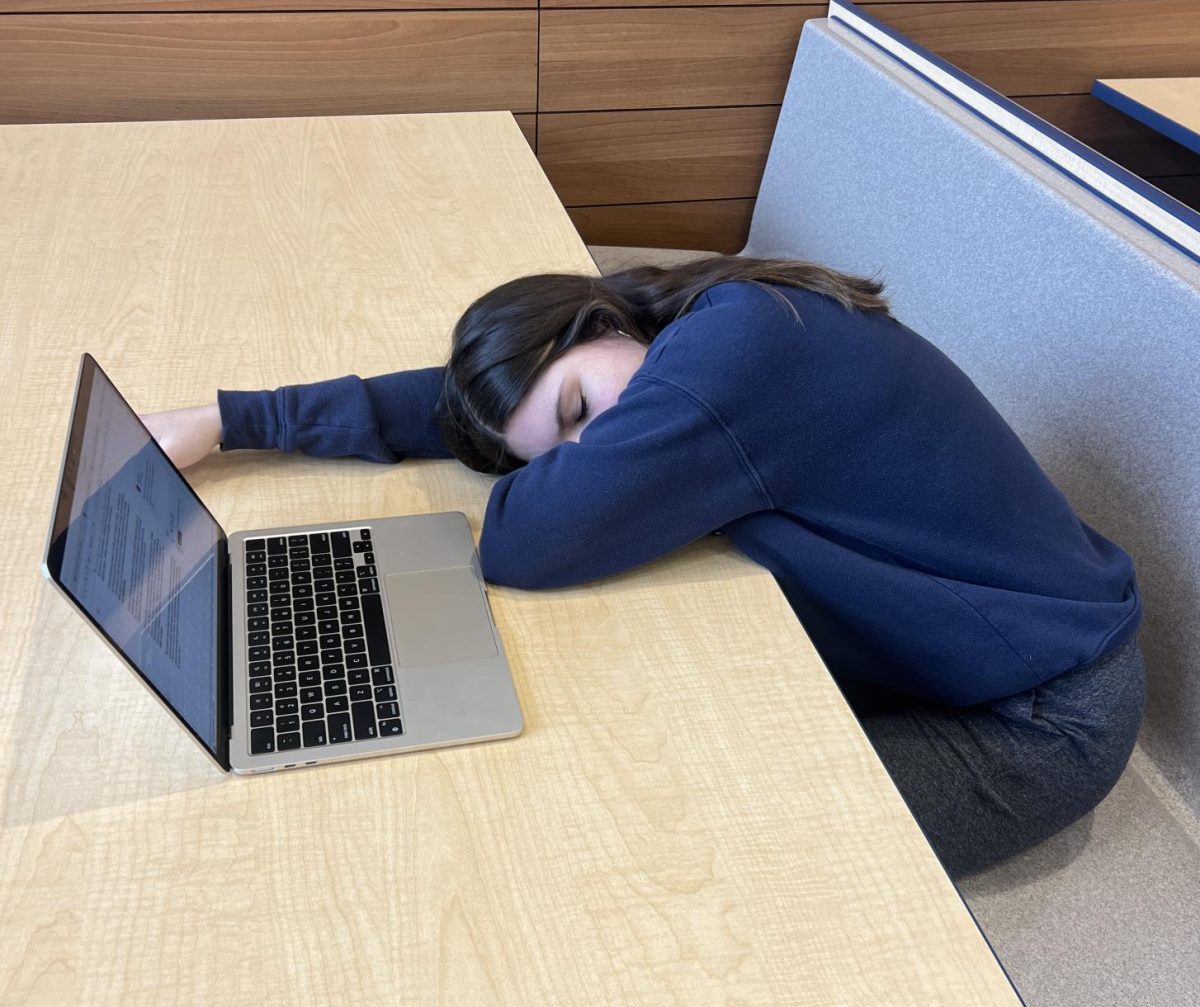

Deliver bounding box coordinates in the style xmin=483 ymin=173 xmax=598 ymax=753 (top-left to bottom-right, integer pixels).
xmin=577 ymin=393 xmax=589 ymax=424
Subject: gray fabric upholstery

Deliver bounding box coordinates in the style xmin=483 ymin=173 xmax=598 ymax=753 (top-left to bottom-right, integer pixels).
xmin=741 ymin=19 xmax=1200 ymax=814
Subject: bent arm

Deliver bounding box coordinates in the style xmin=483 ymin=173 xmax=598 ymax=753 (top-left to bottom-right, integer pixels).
xmin=217 ymin=367 xmax=453 ymax=463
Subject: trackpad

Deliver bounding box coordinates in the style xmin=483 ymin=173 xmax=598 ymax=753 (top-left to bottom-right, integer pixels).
xmin=384 ymin=567 xmax=498 ymax=667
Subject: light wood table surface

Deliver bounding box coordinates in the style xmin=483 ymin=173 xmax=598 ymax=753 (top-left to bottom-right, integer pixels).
xmin=0 ymin=111 xmax=1019 ymax=1005
xmin=1092 ymin=77 xmax=1200 ymax=156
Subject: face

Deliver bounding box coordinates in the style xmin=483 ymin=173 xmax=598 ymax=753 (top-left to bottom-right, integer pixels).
xmin=503 ymin=331 xmax=648 ymax=462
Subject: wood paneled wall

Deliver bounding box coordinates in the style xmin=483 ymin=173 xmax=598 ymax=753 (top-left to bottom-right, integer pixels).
xmin=2 ymin=0 xmax=1198 ymax=252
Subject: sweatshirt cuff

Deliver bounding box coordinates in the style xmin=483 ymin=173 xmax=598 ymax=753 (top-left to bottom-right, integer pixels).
xmin=217 ymin=388 xmax=282 ymax=452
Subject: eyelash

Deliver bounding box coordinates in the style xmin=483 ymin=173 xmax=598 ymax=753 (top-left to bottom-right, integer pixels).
xmin=577 ymin=394 xmax=589 ymax=424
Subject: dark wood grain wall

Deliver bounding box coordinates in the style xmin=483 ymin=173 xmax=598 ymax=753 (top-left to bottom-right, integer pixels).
xmin=2 ymin=0 xmax=1198 ymax=252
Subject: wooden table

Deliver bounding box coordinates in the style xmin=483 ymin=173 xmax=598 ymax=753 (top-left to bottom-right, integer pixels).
xmin=1092 ymin=77 xmax=1200 ymax=156
xmin=0 ymin=111 xmax=1019 ymax=1005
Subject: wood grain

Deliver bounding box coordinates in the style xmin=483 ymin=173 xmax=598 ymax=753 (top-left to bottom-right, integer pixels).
xmin=862 ymin=0 xmax=1200 ymax=96
xmin=539 ymin=7 xmax=817 ymax=112
xmin=537 ymin=106 xmax=778 ymax=205
xmin=0 ymin=111 xmax=1019 ymax=1004
xmin=0 ymin=12 xmax=537 ymax=124
xmin=568 ymin=197 xmax=757 ymax=253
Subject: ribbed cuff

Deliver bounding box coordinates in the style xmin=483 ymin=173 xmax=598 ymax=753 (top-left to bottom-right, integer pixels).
xmin=216 ymin=388 xmax=281 ymax=451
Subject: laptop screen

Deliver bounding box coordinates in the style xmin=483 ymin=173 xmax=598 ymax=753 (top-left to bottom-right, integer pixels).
xmin=44 ymin=356 xmax=224 ymax=756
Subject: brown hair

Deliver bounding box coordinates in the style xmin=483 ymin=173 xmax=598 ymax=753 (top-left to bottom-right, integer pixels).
xmin=438 ymin=254 xmax=891 ymax=474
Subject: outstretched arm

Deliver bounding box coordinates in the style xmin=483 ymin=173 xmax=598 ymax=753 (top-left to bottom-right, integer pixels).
xmin=142 ymin=368 xmax=454 ymax=469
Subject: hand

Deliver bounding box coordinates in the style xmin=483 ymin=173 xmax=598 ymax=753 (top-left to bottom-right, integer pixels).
xmin=140 ymin=402 xmax=223 ymax=470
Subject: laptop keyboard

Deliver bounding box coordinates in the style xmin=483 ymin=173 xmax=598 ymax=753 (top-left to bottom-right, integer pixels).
xmin=242 ymin=527 xmax=404 ymax=756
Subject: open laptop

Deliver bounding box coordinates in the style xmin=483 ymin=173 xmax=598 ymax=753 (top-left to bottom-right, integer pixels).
xmin=41 ymin=354 xmax=523 ymax=775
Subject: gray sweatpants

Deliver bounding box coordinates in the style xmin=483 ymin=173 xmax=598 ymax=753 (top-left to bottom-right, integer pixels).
xmin=844 ymin=635 xmax=1146 ymax=878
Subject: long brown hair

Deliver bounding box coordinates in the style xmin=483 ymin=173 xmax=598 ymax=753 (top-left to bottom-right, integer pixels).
xmin=437 ymin=254 xmax=891 ymax=474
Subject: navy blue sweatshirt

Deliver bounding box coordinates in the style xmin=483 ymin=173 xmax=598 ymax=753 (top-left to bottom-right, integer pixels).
xmin=218 ymin=280 xmax=1141 ymax=707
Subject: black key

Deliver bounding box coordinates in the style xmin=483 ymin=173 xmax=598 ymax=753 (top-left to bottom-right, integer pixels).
xmin=328 ymin=713 xmax=353 ymax=743
xmin=340 ymin=609 xmax=361 ymax=626
xmin=357 ymin=565 xmax=376 ymax=579
xmin=268 ymin=581 xmax=288 ymax=596
xmin=323 ymin=663 xmax=345 ymax=679
xmin=297 ymin=641 xmax=318 ymax=656
xmin=273 ymin=636 xmax=294 ymax=652
xmin=361 ymin=592 xmax=391 ymax=666
xmin=319 ymin=620 xmax=339 ymax=634
xmin=298 ymin=655 xmax=319 ymax=671
xmin=248 ymin=646 xmax=269 ymax=661
xmin=289 ymin=548 xmax=309 ymax=563
xmin=296 ymin=626 xmax=317 ymax=641
xmin=350 ymin=684 xmax=371 ymax=702
xmin=313 ymin=570 xmax=334 ymax=585
xmin=301 ymin=703 xmax=324 ymax=720
xmin=320 ymin=649 xmax=342 ymax=664
xmin=348 ymin=668 xmax=370 ymax=685
xmin=277 ymin=698 xmax=299 ymax=714
xmin=247 ymin=576 xmax=267 ymax=591
xmin=271 ymin=620 xmax=293 ymax=636
xmin=344 ymin=639 xmax=365 ymax=655
xmin=327 ymin=695 xmax=349 ymax=713
xmin=277 ymin=732 xmax=301 ymax=751
xmin=251 ymin=709 xmax=273 ymax=726
xmin=342 ymin=624 xmax=364 ymax=639
xmin=293 ymin=572 xmax=312 ymax=586
xmin=331 ymin=531 xmax=352 ymax=558
xmin=248 ymin=617 xmax=269 ymax=631
xmin=351 ymin=701 xmax=377 ymax=740
xmin=246 ymin=538 xmax=266 ymax=551
xmin=336 ymin=570 xmax=356 ymax=584
xmin=309 ymin=532 xmax=330 ymax=554
xmin=378 ymin=719 xmax=403 ymax=736
xmin=247 ymin=590 xmax=267 ymax=604
xmin=272 ymin=651 xmax=295 ymax=667
xmin=314 ymin=579 xmax=335 ymax=593
xmin=372 ymin=665 xmax=395 ymax=686
xmin=287 ymin=535 xmax=306 ymax=549
xmin=325 ymin=680 xmax=347 ymax=696
xmin=293 ymin=585 xmax=313 ymax=598
xmin=249 ymin=661 xmax=271 ymax=676
xmin=300 ymin=687 xmax=322 ymax=704
xmin=302 ymin=721 xmax=327 ymax=747
xmin=346 ymin=653 xmax=368 ymax=670
xmin=250 ymin=694 xmax=272 ymax=710
xmin=277 ymin=715 xmax=300 ymax=733
xmin=248 ymin=603 xmax=268 ymax=617
xmin=293 ymin=598 xmax=314 ymax=613
xmin=317 ymin=595 xmax=336 ymax=609
xmin=319 ymin=634 xmax=340 ymax=649
xmin=338 ymin=596 xmax=359 ymax=613
xmin=353 ymin=540 xmax=370 ymax=553
xmin=360 ymin=578 xmax=379 ymax=595
xmin=247 ymin=563 xmax=267 ymax=577
xmin=334 ymin=557 xmax=354 ymax=571
xmin=273 ymin=666 xmax=296 ymax=682
xmin=359 ymin=528 xmax=371 ymax=541
xmin=275 ymin=682 xmax=297 ymax=698
xmin=294 ymin=607 xmax=315 ymax=622
xmin=250 ymin=727 xmax=275 ymax=754
xmin=268 ymin=554 xmax=288 ymax=568
xmin=299 ymin=670 xmax=321 ymax=687
xmin=291 ymin=558 xmax=310 ymax=573
xmin=246 ymin=550 xmax=266 ymax=564
xmin=374 ymin=684 xmax=397 ymax=703
xmin=363 ymin=552 xmax=374 ymax=564
xmin=377 ymin=701 xmax=399 ymax=719
xmin=249 ymin=677 xmax=272 ymax=694
xmin=337 ymin=583 xmax=358 ymax=598
xmin=267 ymin=537 xmax=286 ymax=555
xmin=268 ymin=567 xmax=288 ymax=581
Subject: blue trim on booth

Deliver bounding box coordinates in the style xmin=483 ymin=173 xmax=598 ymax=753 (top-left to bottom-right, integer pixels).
xmin=826 ymin=1 xmax=1200 ymax=267
xmin=1091 ymin=80 xmax=1200 ymax=159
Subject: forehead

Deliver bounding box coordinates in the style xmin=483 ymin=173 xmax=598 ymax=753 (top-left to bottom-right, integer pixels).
xmin=503 ymin=348 xmax=576 ymax=460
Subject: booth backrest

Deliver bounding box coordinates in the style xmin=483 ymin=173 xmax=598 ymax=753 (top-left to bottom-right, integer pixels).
xmin=743 ymin=17 xmax=1200 ymax=810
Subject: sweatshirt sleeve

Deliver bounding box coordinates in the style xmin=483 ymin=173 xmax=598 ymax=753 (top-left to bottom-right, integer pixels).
xmin=216 ymin=367 xmax=453 ymax=463
xmin=479 ymin=374 xmax=773 ymax=589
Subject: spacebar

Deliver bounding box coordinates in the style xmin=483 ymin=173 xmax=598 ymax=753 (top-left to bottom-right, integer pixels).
xmin=361 ymin=592 xmax=392 ymax=666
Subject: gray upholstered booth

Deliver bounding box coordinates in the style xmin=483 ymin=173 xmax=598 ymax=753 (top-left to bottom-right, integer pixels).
xmin=591 ymin=12 xmax=1200 ymax=1007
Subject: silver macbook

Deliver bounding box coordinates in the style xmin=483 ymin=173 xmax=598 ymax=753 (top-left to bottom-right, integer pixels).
xmin=41 ymin=354 xmax=523 ymax=775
